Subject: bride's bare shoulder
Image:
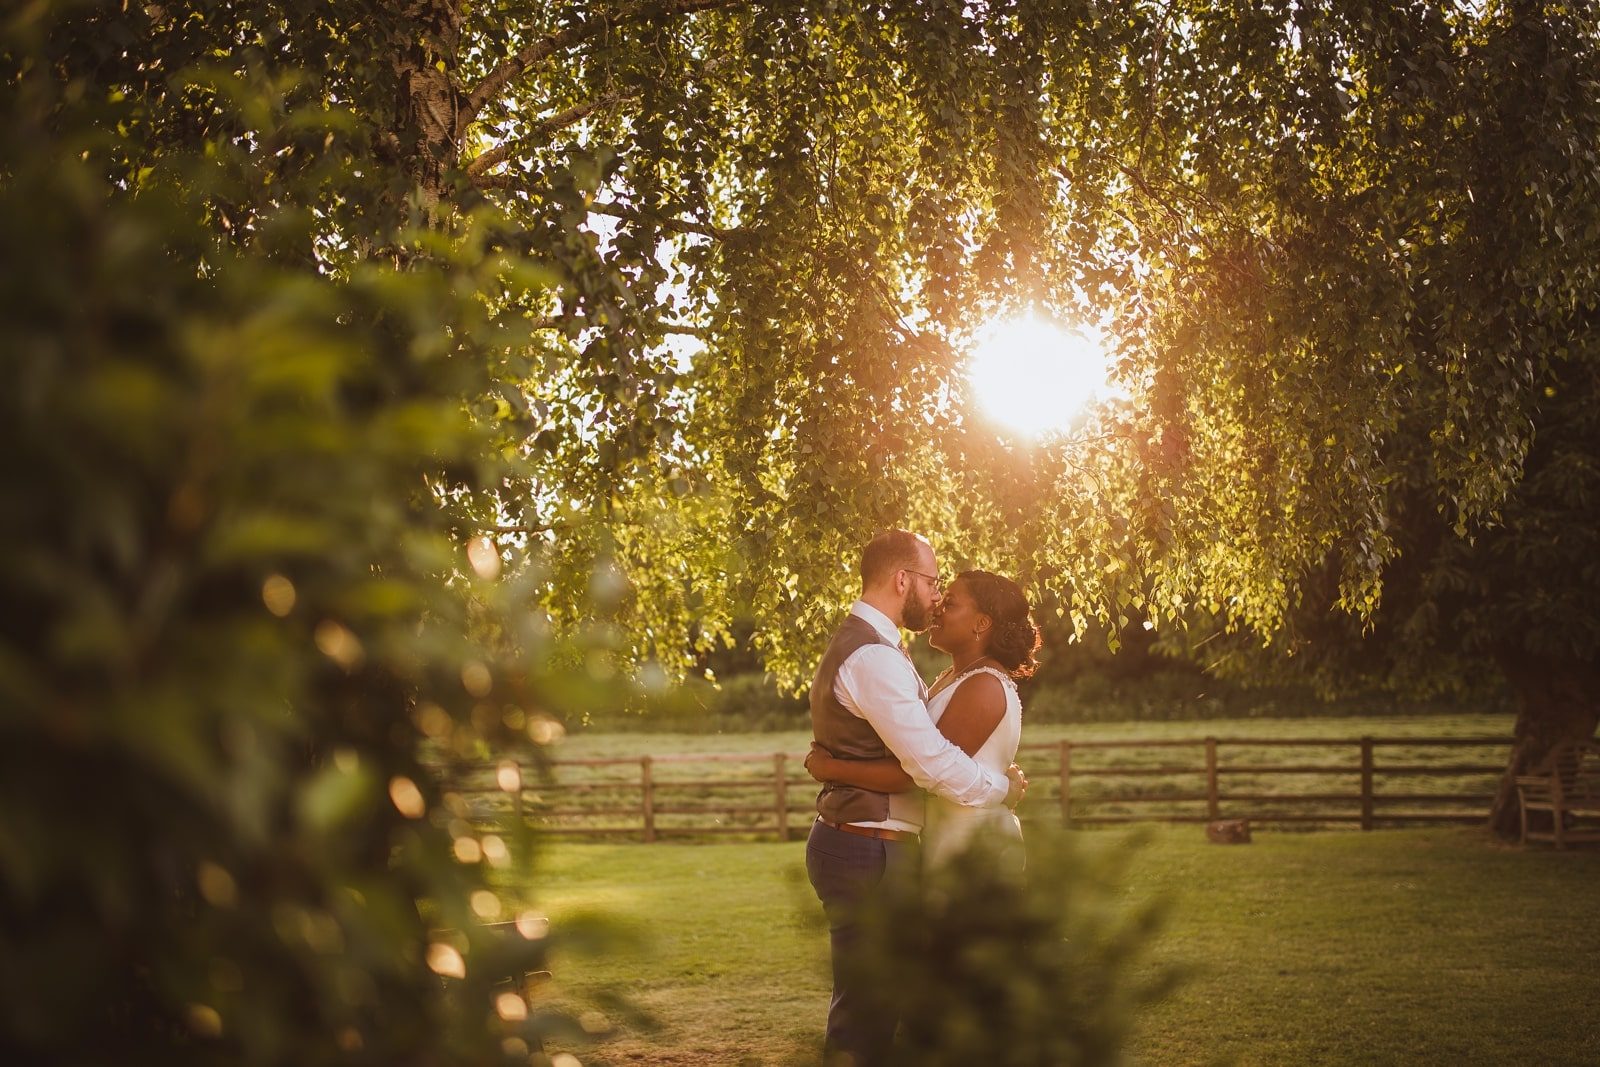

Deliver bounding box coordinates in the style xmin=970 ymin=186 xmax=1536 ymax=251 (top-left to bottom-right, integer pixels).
xmin=949 ymin=668 xmax=1008 ymax=706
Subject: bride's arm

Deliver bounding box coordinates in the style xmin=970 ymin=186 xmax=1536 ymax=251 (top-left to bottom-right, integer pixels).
xmin=804 ymin=743 xmax=915 ymax=793
xmin=935 ymin=673 xmax=1007 ymax=757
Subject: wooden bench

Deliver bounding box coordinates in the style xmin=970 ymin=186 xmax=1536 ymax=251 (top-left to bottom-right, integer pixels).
xmin=1515 ymin=740 xmax=1600 ymax=849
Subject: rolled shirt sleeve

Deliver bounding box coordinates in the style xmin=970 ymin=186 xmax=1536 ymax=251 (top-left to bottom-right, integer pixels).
xmin=836 ymin=644 xmax=1010 ymax=807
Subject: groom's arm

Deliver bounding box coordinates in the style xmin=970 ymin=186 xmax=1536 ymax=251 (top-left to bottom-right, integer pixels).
xmin=836 ymin=645 xmax=1010 ymax=808
xmin=805 ymin=745 xmax=916 ymax=793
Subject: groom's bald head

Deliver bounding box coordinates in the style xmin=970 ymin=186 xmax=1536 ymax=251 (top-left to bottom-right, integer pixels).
xmin=859 ymin=529 xmax=941 ymax=632
xmin=859 ymin=529 xmax=930 ymax=588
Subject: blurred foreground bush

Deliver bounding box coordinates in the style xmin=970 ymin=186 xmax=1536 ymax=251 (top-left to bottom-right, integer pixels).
xmin=0 ymin=22 xmax=611 ymax=1066
xmin=844 ymin=828 xmax=1183 ymax=1066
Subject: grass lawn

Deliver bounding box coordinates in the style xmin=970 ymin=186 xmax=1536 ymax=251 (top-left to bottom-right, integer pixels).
xmin=522 ymin=825 xmax=1600 ymax=1065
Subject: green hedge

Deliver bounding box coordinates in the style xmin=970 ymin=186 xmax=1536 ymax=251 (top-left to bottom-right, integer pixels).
xmin=568 ymin=668 xmax=1506 ymax=735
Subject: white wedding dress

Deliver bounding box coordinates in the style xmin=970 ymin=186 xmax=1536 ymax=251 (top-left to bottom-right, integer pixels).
xmin=922 ymin=666 xmax=1024 ymax=870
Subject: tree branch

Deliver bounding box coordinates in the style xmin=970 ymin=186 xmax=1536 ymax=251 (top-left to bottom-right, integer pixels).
xmin=586 ymin=200 xmax=752 ymax=244
xmin=1057 ymin=160 xmax=1225 ymax=260
xmin=465 ymin=93 xmax=632 ymax=177
xmin=464 ymin=0 xmax=761 ymax=123
xmin=525 ymin=315 xmax=709 ymax=337
xmin=472 ymin=180 xmax=750 ymax=244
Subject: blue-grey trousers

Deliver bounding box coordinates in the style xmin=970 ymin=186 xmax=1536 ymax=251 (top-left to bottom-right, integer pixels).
xmin=805 ymin=818 xmax=921 ymax=1066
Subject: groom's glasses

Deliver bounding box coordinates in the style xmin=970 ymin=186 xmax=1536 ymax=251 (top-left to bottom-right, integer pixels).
xmin=903 ymin=568 xmax=945 ymax=594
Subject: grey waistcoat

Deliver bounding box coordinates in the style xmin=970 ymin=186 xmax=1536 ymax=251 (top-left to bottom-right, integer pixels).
xmin=810 ymin=613 xmax=905 ymax=824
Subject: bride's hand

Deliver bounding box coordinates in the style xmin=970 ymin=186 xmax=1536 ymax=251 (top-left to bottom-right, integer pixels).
xmin=1004 ymin=762 xmax=1028 ymax=809
xmin=804 ymin=742 xmax=832 ymax=782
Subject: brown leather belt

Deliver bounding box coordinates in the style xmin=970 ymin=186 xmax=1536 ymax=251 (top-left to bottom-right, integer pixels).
xmin=816 ymin=816 xmax=919 ymax=843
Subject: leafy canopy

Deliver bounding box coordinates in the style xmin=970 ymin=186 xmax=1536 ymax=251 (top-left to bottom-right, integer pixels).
xmin=53 ymin=2 xmax=1600 ymax=690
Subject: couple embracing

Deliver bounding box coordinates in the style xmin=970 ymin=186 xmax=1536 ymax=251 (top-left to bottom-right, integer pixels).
xmin=803 ymin=529 xmax=1040 ymax=1064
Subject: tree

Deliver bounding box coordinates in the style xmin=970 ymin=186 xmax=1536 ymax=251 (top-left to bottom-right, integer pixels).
xmin=438 ymin=1 xmax=1597 ymax=834
xmin=1083 ymin=2 xmax=1600 ymax=833
xmin=39 ymin=0 xmax=1143 ymax=679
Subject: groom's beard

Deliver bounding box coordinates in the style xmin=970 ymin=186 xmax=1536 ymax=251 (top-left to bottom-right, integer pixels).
xmin=902 ymin=590 xmax=934 ymax=632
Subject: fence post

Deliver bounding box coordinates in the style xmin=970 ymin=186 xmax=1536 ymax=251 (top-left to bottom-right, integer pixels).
xmin=640 ymin=755 xmax=656 ymax=843
xmin=1359 ymin=737 xmax=1374 ymax=831
xmin=1059 ymin=740 xmax=1073 ymax=826
xmin=504 ymin=760 xmax=529 ymax=863
xmin=1205 ymin=737 xmax=1220 ymax=820
xmin=774 ymin=753 xmax=789 ymax=841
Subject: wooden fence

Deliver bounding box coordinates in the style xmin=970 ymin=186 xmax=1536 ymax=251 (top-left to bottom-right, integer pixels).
xmin=1050 ymin=735 xmax=1509 ymax=828
xmin=448 ymin=735 xmax=1513 ymax=841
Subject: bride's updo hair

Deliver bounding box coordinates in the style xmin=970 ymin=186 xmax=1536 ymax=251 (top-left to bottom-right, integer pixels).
xmin=958 ymin=569 xmax=1041 ymax=679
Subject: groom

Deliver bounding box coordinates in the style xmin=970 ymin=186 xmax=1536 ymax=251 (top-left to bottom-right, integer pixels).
xmin=806 ymin=529 xmax=1026 ymax=1065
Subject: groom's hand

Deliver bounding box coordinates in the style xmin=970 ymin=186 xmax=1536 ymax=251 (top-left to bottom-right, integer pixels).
xmin=1004 ymin=762 xmax=1028 ymax=808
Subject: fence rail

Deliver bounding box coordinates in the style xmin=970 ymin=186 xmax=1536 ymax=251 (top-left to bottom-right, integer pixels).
xmin=446 ymin=735 xmax=1513 ymax=841
xmin=1041 ymin=735 xmax=1512 ymax=830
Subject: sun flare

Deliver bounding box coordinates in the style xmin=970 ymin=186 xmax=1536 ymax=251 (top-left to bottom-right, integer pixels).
xmin=966 ymin=314 xmax=1114 ymax=438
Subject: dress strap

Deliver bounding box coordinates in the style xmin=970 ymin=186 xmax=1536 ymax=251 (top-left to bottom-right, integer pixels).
xmin=950 ymin=664 xmax=1017 ymax=692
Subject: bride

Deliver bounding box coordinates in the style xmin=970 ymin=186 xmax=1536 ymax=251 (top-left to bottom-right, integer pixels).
xmin=805 ymin=569 xmax=1040 ymax=870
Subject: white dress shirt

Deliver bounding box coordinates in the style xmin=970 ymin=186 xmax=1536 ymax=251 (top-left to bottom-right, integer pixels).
xmin=834 ymin=600 xmax=1012 ymax=831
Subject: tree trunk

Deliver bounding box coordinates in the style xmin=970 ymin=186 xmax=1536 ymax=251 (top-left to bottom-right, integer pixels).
xmin=390 ymin=1 xmax=466 ymax=221
xmin=1487 ymin=651 xmax=1600 ymax=839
